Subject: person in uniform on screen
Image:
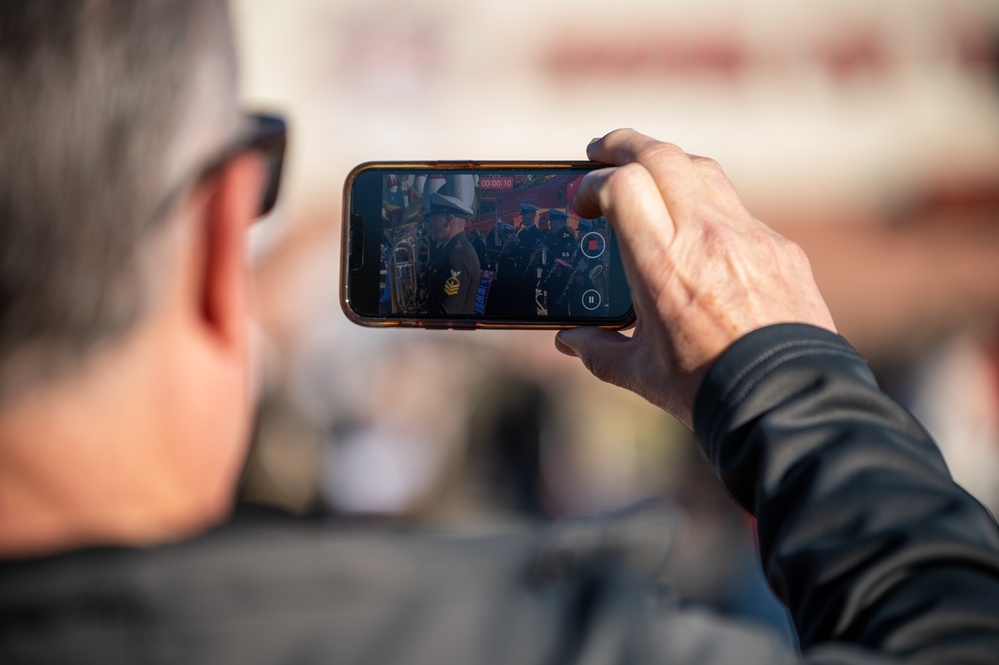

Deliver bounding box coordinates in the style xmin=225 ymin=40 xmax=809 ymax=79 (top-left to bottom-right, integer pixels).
xmin=508 ymin=204 xmax=546 ymax=316
xmin=517 ymin=203 xmax=542 ymax=249
xmin=422 ymin=193 xmax=481 ymax=315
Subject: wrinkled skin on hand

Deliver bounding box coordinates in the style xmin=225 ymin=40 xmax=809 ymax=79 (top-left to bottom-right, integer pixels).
xmin=555 ymin=129 xmax=836 ymax=429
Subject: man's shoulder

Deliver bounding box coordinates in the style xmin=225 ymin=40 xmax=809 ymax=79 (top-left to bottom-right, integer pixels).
xmin=6 ymin=508 xmax=615 ymax=622
xmin=445 ymin=235 xmax=480 ymax=267
xmin=0 ymin=511 xmax=547 ymax=662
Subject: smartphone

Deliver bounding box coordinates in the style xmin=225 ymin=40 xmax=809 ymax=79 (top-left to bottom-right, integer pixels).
xmin=341 ymin=161 xmax=634 ymax=329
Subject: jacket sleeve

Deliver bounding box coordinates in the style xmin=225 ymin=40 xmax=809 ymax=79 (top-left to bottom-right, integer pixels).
xmin=693 ymin=324 xmax=999 ymax=664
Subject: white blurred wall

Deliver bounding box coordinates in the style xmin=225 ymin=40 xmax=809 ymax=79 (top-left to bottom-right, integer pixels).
xmin=234 ymin=0 xmax=999 ymax=217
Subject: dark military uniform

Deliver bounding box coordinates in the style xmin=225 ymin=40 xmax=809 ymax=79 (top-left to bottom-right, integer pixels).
xmin=469 ymin=232 xmax=488 ymax=268
xmin=541 ymin=260 xmax=574 ymax=316
xmin=539 ymin=210 xmax=578 ymax=316
xmin=517 ymin=223 xmax=544 ymax=256
xmin=509 ymin=225 xmax=544 ymax=317
xmin=485 ymin=235 xmax=521 ymax=316
xmin=425 ymin=232 xmax=481 ymax=315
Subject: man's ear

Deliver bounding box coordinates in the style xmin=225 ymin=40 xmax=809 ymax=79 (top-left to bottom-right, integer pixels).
xmin=198 ymin=153 xmax=265 ymax=346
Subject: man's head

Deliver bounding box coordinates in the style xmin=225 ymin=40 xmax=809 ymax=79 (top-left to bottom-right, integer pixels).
xmin=0 ymin=0 xmax=241 ymax=396
xmin=423 ymin=194 xmax=472 ymax=244
xmin=538 ymin=211 xmax=551 ymax=231
xmin=0 ymin=0 xmax=278 ymax=554
xmin=520 ymin=204 xmax=537 ymax=228
xmin=549 ymin=209 xmax=569 ymax=232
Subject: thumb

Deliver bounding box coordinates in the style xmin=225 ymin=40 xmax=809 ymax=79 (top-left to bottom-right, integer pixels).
xmin=555 ymin=328 xmax=635 ymax=388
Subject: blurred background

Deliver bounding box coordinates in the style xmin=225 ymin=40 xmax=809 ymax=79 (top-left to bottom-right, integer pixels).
xmin=231 ymin=0 xmax=999 ymax=647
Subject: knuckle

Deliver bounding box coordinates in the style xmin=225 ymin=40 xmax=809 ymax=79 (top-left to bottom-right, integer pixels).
xmin=581 ymin=353 xmax=607 ymax=379
xmin=604 ymin=162 xmax=651 ymax=200
xmin=784 ymin=238 xmax=813 ymax=267
xmin=694 ymin=157 xmax=739 ymax=195
xmin=578 ymin=348 xmax=614 ymax=383
xmin=774 ymin=233 xmax=804 ymax=257
xmin=692 ymin=155 xmax=723 ymax=175
xmin=635 ymin=141 xmax=686 ymax=166
xmin=765 ymin=232 xmax=812 ymax=271
xmin=605 ymin=127 xmax=637 ymax=142
xmin=701 ymin=219 xmax=739 ymax=252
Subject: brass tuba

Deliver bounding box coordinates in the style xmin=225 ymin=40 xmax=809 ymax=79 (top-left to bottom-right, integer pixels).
xmin=388 ymin=234 xmax=429 ymax=313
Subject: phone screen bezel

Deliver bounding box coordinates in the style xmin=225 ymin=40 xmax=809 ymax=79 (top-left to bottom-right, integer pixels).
xmin=341 ymin=161 xmax=635 ymax=330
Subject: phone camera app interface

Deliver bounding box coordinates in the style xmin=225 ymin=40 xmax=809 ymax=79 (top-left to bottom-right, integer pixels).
xmin=379 ymin=171 xmax=614 ymax=320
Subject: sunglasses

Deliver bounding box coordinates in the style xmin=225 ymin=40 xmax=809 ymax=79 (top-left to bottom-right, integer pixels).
xmin=239 ymin=113 xmax=287 ymax=218
xmin=150 ymin=112 xmax=287 ymax=226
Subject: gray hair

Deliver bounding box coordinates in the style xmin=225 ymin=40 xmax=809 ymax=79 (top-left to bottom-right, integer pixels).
xmin=0 ymin=0 xmax=240 ymax=399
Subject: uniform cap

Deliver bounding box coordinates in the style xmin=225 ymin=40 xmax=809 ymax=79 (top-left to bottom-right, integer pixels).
xmin=520 ymin=203 xmax=538 ymax=213
xmin=423 ymin=193 xmax=473 ymax=218
xmin=548 ymin=209 xmax=569 ymax=220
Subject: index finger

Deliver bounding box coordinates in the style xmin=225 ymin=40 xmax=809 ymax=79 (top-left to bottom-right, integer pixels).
xmin=588 ymin=130 xmax=710 ymax=224
xmin=588 ymin=129 xmax=752 ymax=228
xmin=572 ymin=162 xmax=676 ymax=294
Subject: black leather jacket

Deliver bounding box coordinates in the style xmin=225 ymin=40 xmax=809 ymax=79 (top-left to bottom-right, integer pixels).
xmin=695 ymin=324 xmax=999 ymax=663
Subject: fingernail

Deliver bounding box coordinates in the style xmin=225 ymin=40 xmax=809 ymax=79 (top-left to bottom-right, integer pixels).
xmin=586 ymin=139 xmax=601 ymax=159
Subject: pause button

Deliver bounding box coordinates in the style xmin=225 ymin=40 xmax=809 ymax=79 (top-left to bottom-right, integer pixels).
xmin=581 ymin=289 xmax=602 ymax=311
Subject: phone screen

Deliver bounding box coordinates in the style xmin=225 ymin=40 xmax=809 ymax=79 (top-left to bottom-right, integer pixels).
xmin=342 ymin=162 xmax=634 ymax=329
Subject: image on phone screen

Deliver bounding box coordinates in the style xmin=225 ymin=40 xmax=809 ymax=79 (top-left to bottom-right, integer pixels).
xmin=343 ymin=164 xmax=633 ymax=329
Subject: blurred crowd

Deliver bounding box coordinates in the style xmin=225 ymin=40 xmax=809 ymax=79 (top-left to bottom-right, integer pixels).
xmin=234 ymin=0 xmax=999 ymax=650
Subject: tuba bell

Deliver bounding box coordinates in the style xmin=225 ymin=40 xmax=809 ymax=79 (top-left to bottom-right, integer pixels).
xmin=388 ymin=234 xmax=429 ymax=313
